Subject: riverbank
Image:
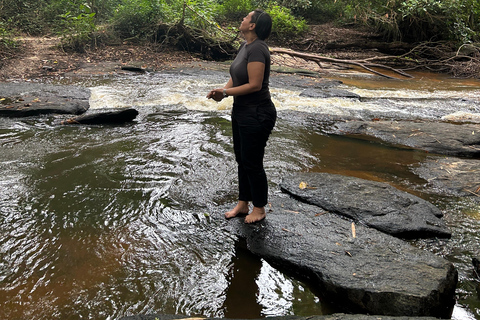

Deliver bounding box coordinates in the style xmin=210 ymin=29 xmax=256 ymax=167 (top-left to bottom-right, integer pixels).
xmin=0 ymin=24 xmax=425 ymax=82
xmin=2 ymin=23 xmax=479 ymax=82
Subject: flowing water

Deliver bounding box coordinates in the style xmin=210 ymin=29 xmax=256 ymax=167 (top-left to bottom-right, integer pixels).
xmin=1 ymin=63 xmax=480 ymax=320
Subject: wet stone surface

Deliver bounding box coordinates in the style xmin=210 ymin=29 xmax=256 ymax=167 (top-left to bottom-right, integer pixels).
xmin=279 ymin=172 xmax=451 ymax=238
xmin=0 ymin=82 xmax=90 ymax=117
xmin=221 ymin=194 xmax=457 ymax=318
xmin=332 ymin=120 xmax=480 ymax=158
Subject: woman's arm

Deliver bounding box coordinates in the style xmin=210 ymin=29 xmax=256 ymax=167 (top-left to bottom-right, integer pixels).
xmin=207 ymin=62 xmax=265 ymax=101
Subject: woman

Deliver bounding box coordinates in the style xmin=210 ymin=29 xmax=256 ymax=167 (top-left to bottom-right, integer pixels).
xmin=207 ymin=9 xmax=276 ymax=223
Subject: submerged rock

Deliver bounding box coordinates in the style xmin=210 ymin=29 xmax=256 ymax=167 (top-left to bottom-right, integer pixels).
xmin=280 ymin=172 xmax=451 ymax=238
xmin=333 ymin=120 xmax=480 ymax=157
xmin=61 ymin=108 xmax=139 ymax=125
xmin=224 ymin=195 xmax=457 ymax=318
xmin=300 ymin=87 xmax=360 ymax=99
xmin=412 ymin=156 xmax=480 ymax=199
xmin=0 ymin=82 xmax=90 ymax=117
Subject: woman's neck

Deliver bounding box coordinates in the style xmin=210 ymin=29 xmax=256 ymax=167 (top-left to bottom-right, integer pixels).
xmin=244 ymin=31 xmax=258 ymax=44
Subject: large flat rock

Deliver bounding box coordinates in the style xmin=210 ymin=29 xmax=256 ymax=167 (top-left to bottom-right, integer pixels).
xmin=333 ymin=120 xmax=480 ymax=157
xmin=0 ymin=82 xmax=90 ymax=117
xmin=280 ymin=172 xmax=451 ymax=238
xmin=224 ymin=195 xmax=457 ymax=318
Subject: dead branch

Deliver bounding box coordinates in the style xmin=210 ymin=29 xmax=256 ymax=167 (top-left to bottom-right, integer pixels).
xmin=270 ymin=47 xmax=413 ymax=79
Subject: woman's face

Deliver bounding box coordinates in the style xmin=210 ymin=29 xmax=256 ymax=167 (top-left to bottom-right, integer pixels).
xmin=239 ymin=11 xmax=255 ymax=32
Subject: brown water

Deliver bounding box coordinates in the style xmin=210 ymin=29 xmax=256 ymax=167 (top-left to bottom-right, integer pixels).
xmin=0 ymin=67 xmax=479 ymax=320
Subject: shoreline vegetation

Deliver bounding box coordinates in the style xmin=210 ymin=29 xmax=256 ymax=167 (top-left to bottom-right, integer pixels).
xmin=1 ymin=0 xmax=479 ymax=81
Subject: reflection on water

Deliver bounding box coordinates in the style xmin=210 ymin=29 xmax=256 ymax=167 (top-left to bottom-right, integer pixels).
xmin=0 ymin=67 xmax=480 ymax=319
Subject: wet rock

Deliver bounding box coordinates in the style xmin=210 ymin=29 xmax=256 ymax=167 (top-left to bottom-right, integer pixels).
xmin=270 ymin=74 xmax=343 ymax=90
xmin=121 ymin=66 xmax=146 ymax=73
xmin=333 ymin=120 xmax=480 ymax=157
xmin=300 ymin=87 xmax=360 ymax=99
xmin=473 ymin=257 xmax=480 ymax=278
xmin=0 ymin=82 xmax=90 ymax=117
xmin=279 ymin=172 xmax=450 ymax=239
xmin=120 ymin=314 xmax=440 ymax=320
xmin=61 ymin=108 xmax=139 ymax=125
xmin=412 ymin=156 xmax=480 ymax=199
xmin=224 ymin=195 xmax=457 ymax=318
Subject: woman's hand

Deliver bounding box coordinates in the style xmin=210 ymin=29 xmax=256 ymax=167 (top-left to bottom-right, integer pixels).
xmin=206 ymin=89 xmax=224 ymax=102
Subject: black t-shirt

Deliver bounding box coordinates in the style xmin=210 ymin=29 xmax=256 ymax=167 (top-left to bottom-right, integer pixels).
xmin=229 ymin=39 xmax=271 ymax=105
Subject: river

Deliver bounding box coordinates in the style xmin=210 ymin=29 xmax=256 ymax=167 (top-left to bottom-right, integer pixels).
xmin=0 ymin=62 xmax=479 ymax=319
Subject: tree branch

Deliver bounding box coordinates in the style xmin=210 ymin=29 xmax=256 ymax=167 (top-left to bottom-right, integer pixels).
xmin=270 ymin=47 xmax=414 ymax=79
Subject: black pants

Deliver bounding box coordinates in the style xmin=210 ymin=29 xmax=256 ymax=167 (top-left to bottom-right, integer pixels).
xmin=231 ymin=100 xmax=276 ymax=207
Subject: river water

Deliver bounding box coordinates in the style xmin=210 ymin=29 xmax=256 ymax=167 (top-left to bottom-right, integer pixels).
xmin=1 ymin=63 xmax=480 ymax=320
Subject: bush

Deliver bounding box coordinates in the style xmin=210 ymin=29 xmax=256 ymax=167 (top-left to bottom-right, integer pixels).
xmin=342 ymin=0 xmax=480 ymax=43
xmin=267 ymin=5 xmax=308 ymax=38
xmin=58 ymin=4 xmax=97 ymax=52
xmin=217 ymin=0 xmax=254 ymax=21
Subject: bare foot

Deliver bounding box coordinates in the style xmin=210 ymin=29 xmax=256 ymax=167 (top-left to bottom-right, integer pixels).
xmin=225 ymin=201 xmax=249 ymax=219
xmin=245 ymin=206 xmax=266 ymax=224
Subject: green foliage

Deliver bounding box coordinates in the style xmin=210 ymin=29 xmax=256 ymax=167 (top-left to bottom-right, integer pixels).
xmin=340 ymin=0 xmax=480 ymax=43
xmin=59 ymin=4 xmax=97 ymax=52
xmin=182 ymin=0 xmax=221 ymax=30
xmin=111 ymin=0 xmax=161 ymax=39
xmin=267 ymin=5 xmax=308 ymax=37
xmin=0 ymin=0 xmax=49 ymax=34
xmin=298 ymin=0 xmax=344 ymax=23
xmin=217 ymin=0 xmax=254 ymax=21
xmin=0 ymin=21 xmax=17 ymax=50
xmin=1 ymin=0 xmax=478 ymax=48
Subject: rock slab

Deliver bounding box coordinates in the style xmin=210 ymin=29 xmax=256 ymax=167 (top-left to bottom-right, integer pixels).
xmin=280 ymin=172 xmax=451 ymax=238
xmin=0 ymin=82 xmax=90 ymax=117
xmin=225 ymin=195 xmax=457 ymax=318
xmin=333 ymin=120 xmax=480 ymax=157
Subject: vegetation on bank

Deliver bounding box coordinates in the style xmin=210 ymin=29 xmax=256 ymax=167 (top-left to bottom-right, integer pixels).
xmin=0 ymin=0 xmax=479 ymax=76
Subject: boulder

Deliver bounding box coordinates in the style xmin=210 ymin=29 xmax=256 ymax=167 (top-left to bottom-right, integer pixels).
xmin=61 ymin=108 xmax=139 ymax=125
xmin=224 ymin=195 xmax=457 ymax=318
xmin=280 ymin=172 xmax=451 ymax=239
xmin=0 ymin=82 xmax=90 ymax=117
xmin=333 ymin=120 xmax=480 ymax=158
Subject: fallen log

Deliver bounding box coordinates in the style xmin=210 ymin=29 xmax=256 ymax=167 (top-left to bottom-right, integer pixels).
xmin=270 ymin=47 xmax=414 ymax=79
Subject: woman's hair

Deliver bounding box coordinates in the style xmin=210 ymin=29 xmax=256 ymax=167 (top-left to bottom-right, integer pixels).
xmin=251 ymin=9 xmax=272 ymax=40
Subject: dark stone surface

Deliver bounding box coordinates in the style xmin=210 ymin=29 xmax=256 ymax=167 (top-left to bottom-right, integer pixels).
xmin=332 ymin=120 xmax=480 ymax=158
xmin=279 ymin=172 xmax=451 ymax=238
xmin=0 ymin=82 xmax=90 ymax=117
xmin=300 ymin=87 xmax=360 ymax=99
xmin=223 ymin=194 xmax=457 ymax=318
xmin=120 ymin=314 xmax=440 ymax=320
xmin=61 ymin=108 xmax=139 ymax=125
xmin=474 ymin=257 xmax=480 ymax=277
xmin=411 ymin=156 xmax=480 ymax=199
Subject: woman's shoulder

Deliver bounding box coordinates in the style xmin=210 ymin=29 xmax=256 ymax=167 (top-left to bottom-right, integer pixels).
xmin=247 ymin=39 xmax=269 ymax=52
